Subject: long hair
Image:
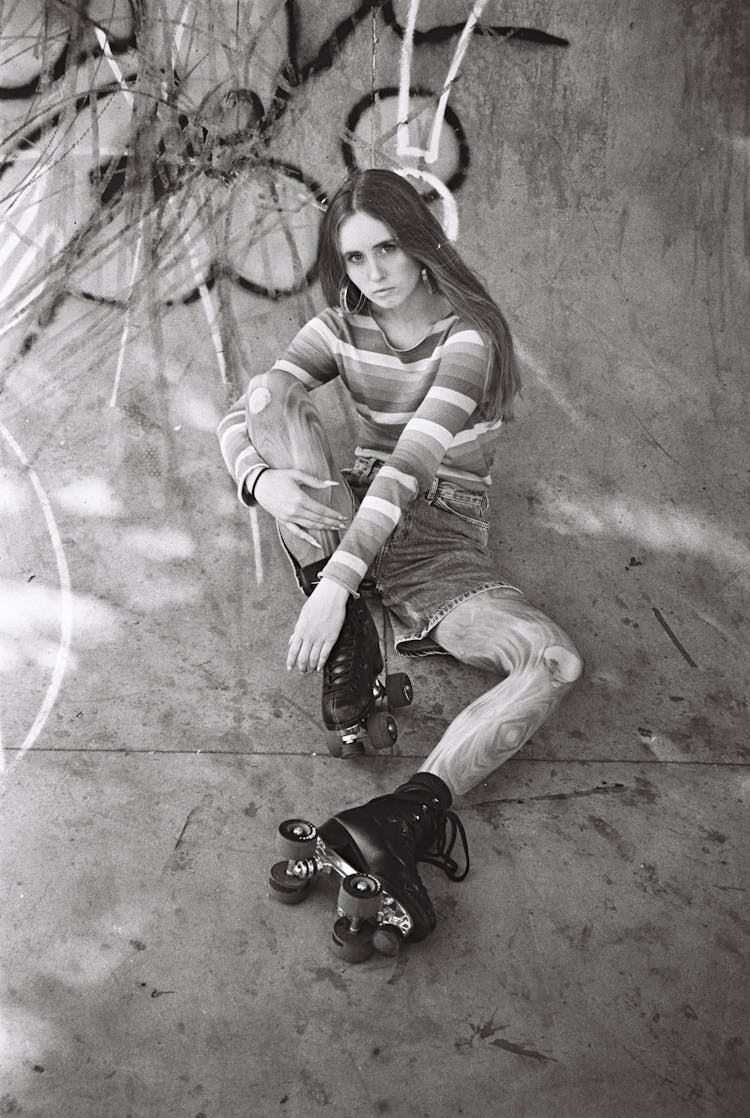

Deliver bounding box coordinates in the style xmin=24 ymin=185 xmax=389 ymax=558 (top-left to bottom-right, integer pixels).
xmin=317 ymin=169 xmax=520 ymax=421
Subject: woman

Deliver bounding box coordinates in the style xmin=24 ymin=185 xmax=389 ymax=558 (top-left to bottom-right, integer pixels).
xmin=218 ymin=169 xmax=582 ymax=943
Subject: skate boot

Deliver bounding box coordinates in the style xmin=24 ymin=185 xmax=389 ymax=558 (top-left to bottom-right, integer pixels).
xmin=298 ymin=560 xmax=411 ymax=756
xmin=318 ymin=772 xmax=469 ymax=944
xmin=321 ymin=593 xmax=383 ymax=731
xmin=299 ymin=559 xmax=383 ymax=739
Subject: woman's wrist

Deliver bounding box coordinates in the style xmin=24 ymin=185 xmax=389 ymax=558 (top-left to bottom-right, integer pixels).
xmin=242 ymin=465 xmax=270 ymax=504
xmin=318 ymin=574 xmax=354 ymax=598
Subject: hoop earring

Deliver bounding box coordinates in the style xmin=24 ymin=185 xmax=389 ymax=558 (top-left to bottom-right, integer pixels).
xmin=421 ymin=266 xmax=436 ymax=295
xmin=339 ymin=280 xmax=366 ymax=315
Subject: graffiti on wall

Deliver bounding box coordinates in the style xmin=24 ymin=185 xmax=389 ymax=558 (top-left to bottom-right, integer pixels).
xmin=1 ymin=2 xmax=568 ymax=350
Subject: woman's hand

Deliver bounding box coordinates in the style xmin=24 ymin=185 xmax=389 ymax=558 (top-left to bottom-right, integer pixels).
xmin=254 ymin=468 xmax=347 ymax=548
xmin=287 ymin=578 xmax=350 ymax=673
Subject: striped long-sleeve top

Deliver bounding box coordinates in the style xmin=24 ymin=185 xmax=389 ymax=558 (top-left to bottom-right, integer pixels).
xmin=217 ymin=306 xmax=504 ymax=595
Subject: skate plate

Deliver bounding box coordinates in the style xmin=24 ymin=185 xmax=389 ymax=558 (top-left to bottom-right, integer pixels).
xmin=268 ymin=818 xmax=411 ymax=962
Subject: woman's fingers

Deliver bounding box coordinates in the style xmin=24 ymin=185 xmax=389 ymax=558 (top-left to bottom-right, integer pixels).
xmin=256 ymin=470 xmax=348 ymax=530
xmin=286 ymin=632 xmax=321 ymax=673
xmin=290 ymin=471 xmax=340 ymax=490
xmin=287 ymin=630 xmax=304 ymax=671
xmin=277 ymin=495 xmax=345 ymax=530
xmin=297 ymin=495 xmax=348 ymax=528
xmin=296 ymin=507 xmax=347 ymax=530
xmin=282 ymin=521 xmax=321 ymax=549
xmin=289 ymin=473 xmax=348 ymax=528
xmin=287 ymin=581 xmax=348 ymax=673
xmin=311 ymin=635 xmax=337 ymax=672
xmin=287 ymin=631 xmax=338 ymax=674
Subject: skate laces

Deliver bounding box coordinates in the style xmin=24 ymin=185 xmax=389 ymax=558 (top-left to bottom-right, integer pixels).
xmin=419 ymin=809 xmax=470 ymax=882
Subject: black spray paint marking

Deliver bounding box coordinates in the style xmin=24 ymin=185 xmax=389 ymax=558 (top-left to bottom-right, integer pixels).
xmin=1 ymin=1 xmax=569 ymax=324
xmin=652 ymin=607 xmax=698 ymax=668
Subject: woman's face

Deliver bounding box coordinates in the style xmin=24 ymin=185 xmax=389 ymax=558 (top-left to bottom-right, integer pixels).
xmin=338 ymin=211 xmax=422 ymax=313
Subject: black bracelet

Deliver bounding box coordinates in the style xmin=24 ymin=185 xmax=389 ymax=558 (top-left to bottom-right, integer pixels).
xmin=249 ymin=466 xmax=270 ymax=499
xmin=242 ymin=467 xmax=269 ymax=504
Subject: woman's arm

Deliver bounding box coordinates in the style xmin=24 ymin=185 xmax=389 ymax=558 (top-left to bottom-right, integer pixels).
xmin=216 ymin=311 xmax=342 ymax=508
xmin=217 ymin=398 xmax=269 ymax=505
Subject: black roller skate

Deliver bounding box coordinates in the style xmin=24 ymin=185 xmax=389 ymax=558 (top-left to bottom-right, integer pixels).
xmin=268 ymin=773 xmax=469 ymax=962
xmin=300 ymin=561 xmax=413 ymax=757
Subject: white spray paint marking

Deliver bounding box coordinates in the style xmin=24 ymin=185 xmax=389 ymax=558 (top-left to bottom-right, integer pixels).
xmin=167 ymin=196 xmax=227 ymax=383
xmin=0 ymin=279 xmax=48 ymax=339
xmin=0 ymin=169 xmax=50 ymax=317
xmin=94 ymin=28 xmax=135 ymax=109
xmin=196 ymin=282 xmax=227 ymax=382
xmin=173 ymin=0 xmax=194 ymax=54
xmin=93 ymin=23 xmax=141 ymax=409
xmin=0 ymin=225 xmax=52 ymax=309
xmin=427 ymin=4 xmax=485 ymax=162
xmin=109 ymin=226 xmax=143 ymax=408
xmin=514 ymin=339 xmax=582 ymax=426
xmin=396 ymin=0 xmax=488 ymax=240
xmin=165 ymin=4 xmax=228 ymax=386
xmin=398 ymin=167 xmax=459 ymax=242
xmin=250 ymin=508 xmax=264 ymax=584
xmin=0 ymin=173 xmax=45 ymax=271
xmin=0 ymin=422 xmax=73 ymax=769
xmin=396 ymin=0 xmax=422 ymax=161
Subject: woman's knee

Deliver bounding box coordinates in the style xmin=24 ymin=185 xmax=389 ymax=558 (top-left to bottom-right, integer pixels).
xmin=519 ymin=611 xmax=583 ymax=684
xmin=434 ymin=593 xmax=583 ymax=683
xmin=542 ymin=631 xmax=584 ymax=684
xmin=246 ymin=369 xmax=304 ymax=418
xmin=245 ymin=369 xmax=336 ymax=477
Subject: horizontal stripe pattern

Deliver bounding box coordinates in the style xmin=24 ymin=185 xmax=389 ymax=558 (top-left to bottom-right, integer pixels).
xmin=217 ymin=306 xmax=504 ymax=593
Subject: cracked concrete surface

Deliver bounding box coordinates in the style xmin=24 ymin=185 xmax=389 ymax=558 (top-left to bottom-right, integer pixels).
xmin=1 ymin=2 xmax=748 ymax=1116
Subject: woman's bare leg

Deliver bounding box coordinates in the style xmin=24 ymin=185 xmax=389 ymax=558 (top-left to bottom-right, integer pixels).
xmin=420 ymin=588 xmax=583 ymax=798
xmin=246 ymin=370 xmax=353 ymax=568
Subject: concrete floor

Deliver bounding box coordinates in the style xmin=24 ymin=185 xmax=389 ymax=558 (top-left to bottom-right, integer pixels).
xmin=1 ymin=2 xmax=748 ymax=1116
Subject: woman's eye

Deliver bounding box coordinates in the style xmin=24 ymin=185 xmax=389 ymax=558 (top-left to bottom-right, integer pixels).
xmin=379 ymin=243 xmax=396 ymax=254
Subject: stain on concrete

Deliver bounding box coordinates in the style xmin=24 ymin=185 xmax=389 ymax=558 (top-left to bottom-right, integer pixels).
xmin=434 ymin=893 xmax=459 ymax=919
xmin=455 ymin=1008 xmax=507 ymax=1047
xmin=489 ymin=1037 xmax=558 ymax=1063
xmin=164 ymin=793 xmax=223 ymax=873
xmin=301 ymin=1069 xmax=330 ymax=1106
xmin=636 ymin=862 xmax=692 ymax=907
xmin=312 ymin=966 xmax=349 ymax=993
xmin=623 ymin=776 xmax=660 ymax=806
xmin=587 ymin=814 xmax=635 ymax=862
xmin=473 ymin=780 xmax=629 ymax=815
xmin=715 ymin=934 xmax=746 ymax=961
xmin=456 ymin=1010 xmax=557 ymax=1063
xmin=620 ymin=921 xmax=670 ymax=948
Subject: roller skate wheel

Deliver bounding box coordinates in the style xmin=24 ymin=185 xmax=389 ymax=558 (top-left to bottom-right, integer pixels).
xmin=386 ymin=672 xmax=413 ymax=708
xmin=268 ymin=860 xmax=310 ymax=905
xmin=372 ymin=925 xmax=402 ymax=957
xmin=366 ymin=710 xmax=398 ymax=751
xmin=339 ymin=873 xmax=382 ymax=920
xmin=340 ymin=736 xmax=366 ymax=759
xmin=325 ymin=731 xmax=343 ymax=757
xmin=331 ymin=916 xmax=375 ymax=963
xmin=276 ymin=818 xmax=317 ymax=859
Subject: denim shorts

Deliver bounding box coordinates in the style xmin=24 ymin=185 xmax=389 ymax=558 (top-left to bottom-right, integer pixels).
xmin=343 ymin=457 xmax=517 ymax=657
